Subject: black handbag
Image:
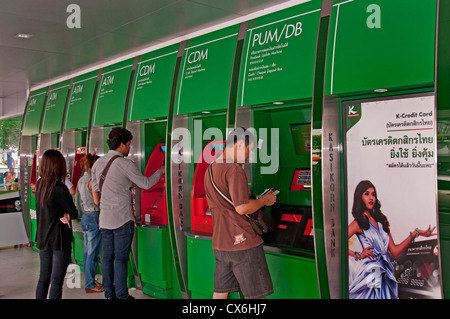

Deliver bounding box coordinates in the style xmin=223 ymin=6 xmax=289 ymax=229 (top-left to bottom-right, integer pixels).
xmin=208 ymin=165 xmax=274 ymax=236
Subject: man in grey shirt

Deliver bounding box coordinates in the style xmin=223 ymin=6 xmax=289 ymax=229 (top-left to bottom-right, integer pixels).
xmin=91 ymin=127 xmax=164 ymax=299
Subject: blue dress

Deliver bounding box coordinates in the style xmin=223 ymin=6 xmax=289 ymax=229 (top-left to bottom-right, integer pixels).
xmin=349 ymin=221 xmax=399 ymax=299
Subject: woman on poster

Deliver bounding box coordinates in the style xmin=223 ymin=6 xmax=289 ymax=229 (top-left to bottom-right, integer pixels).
xmin=348 ymin=180 xmax=436 ymax=299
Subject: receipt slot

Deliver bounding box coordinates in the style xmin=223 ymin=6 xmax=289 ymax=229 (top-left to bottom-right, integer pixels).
xmin=141 ymin=143 xmax=167 ymax=225
xmin=190 ymin=140 xmax=225 ymax=234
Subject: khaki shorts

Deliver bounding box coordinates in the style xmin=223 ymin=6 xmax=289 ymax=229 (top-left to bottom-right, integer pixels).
xmin=213 ymin=244 xmax=273 ymax=299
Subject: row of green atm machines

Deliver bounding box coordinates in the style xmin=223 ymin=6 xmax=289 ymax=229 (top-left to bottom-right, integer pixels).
xmin=132 ymin=105 xmax=319 ymax=298
xmin=19 ymin=0 xmax=447 ymax=299
xmin=21 ymin=103 xmax=318 ymax=299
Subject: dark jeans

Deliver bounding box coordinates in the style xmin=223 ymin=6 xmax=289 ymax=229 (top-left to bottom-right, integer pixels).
xmin=101 ymin=220 xmax=134 ymax=299
xmin=36 ymin=249 xmax=71 ymax=299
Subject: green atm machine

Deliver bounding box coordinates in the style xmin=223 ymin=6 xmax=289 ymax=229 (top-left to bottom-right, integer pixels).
xmin=169 ymin=25 xmax=239 ymax=298
xmin=61 ymin=70 xmax=101 ymax=268
xmin=38 ymin=80 xmax=71 ymax=157
xmin=34 ymin=80 xmax=72 ymax=250
xmin=40 ymin=80 xmax=76 ymax=258
xmin=311 ymin=0 xmax=442 ymax=299
xmin=237 ymin=105 xmax=319 ymax=299
xmin=20 ymin=87 xmax=49 ymax=251
xmin=234 ymin=1 xmax=322 ymax=298
xmin=88 ymin=58 xmax=136 ymax=286
xmin=125 ymin=44 xmax=181 ymax=298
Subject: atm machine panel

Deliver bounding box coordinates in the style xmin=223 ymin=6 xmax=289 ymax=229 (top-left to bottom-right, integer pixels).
xmin=141 ymin=143 xmax=166 ymax=225
xmin=71 ymin=146 xmax=86 ymax=189
xmin=191 ymin=141 xmax=225 ymax=234
xmin=264 ymin=204 xmax=314 ymax=251
xmin=290 ymin=169 xmax=311 ymax=191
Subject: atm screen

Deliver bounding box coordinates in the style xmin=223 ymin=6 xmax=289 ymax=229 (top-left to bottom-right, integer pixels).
xmin=263 ymin=204 xmax=314 ymax=251
xmin=211 ymin=143 xmax=225 ymax=152
xmin=291 ymin=169 xmax=311 ymax=191
xmin=290 ymin=123 xmax=311 ymax=156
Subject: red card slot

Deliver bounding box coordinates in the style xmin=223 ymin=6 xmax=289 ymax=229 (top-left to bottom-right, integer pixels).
xmin=281 ymin=214 xmax=302 ymax=223
xmin=304 ymin=219 xmax=313 ymax=236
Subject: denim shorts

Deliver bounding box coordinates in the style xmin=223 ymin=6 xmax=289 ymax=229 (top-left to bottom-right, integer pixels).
xmin=213 ymin=244 xmax=273 ymax=299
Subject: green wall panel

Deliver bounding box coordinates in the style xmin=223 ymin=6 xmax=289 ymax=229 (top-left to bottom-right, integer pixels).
xmin=265 ymin=252 xmax=319 ymax=299
xmin=41 ymin=80 xmax=71 ymax=133
xmin=128 ymin=45 xmax=178 ymax=121
xmin=175 ymin=25 xmax=240 ymax=115
xmin=137 ymin=226 xmax=180 ymax=299
xmin=186 ymin=236 xmax=215 ymax=299
xmin=65 ymin=70 xmax=99 ymax=130
xmin=329 ymin=0 xmax=436 ymax=95
xmin=137 ymin=226 xmax=170 ymax=288
xmin=238 ymin=0 xmax=321 ymax=107
xmin=93 ymin=58 xmax=134 ymax=126
xmin=22 ymin=87 xmax=48 ymax=136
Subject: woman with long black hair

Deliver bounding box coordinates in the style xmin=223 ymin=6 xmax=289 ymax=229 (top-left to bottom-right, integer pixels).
xmin=35 ymin=149 xmax=78 ymax=299
xmin=348 ymin=180 xmax=436 ymax=299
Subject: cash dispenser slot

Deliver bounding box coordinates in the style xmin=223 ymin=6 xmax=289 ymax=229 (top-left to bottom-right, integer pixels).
xmin=191 ymin=141 xmax=225 ymax=234
xmin=141 ymin=143 xmax=167 ymax=225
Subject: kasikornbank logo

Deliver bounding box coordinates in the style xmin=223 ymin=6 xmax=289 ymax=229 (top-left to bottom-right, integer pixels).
xmin=347 ymin=105 xmax=360 ymax=118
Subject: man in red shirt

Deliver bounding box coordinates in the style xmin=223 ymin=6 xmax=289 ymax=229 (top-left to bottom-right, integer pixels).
xmin=204 ymin=127 xmax=277 ymax=299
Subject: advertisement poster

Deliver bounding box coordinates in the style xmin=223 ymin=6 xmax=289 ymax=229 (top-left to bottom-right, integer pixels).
xmin=344 ymin=94 xmax=442 ymax=299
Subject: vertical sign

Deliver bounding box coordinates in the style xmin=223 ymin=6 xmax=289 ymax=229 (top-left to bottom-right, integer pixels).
xmin=322 ymin=98 xmax=342 ymax=299
xmin=175 ymin=25 xmax=239 ymax=115
xmin=65 ymin=70 xmax=99 ymax=130
xmin=22 ymin=88 xmax=48 ymax=136
xmin=128 ymin=45 xmax=178 ymax=121
xmin=93 ymin=59 xmax=134 ymax=126
xmin=41 ymin=80 xmax=71 ymax=133
xmin=238 ymin=1 xmax=320 ymax=106
xmin=344 ymin=94 xmax=441 ymax=299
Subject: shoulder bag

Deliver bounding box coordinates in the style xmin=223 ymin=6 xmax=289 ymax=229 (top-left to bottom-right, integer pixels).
xmin=99 ymin=155 xmax=120 ymax=194
xmin=208 ymin=165 xmax=274 ymax=236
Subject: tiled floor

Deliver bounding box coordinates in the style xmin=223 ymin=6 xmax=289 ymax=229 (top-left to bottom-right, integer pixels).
xmin=0 ymin=245 xmax=153 ymax=299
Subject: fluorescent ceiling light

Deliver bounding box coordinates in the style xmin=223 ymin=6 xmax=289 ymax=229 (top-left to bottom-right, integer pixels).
xmin=15 ymin=33 xmax=33 ymax=39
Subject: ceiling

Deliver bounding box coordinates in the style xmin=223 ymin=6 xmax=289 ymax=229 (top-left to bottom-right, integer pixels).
xmin=0 ymin=0 xmax=305 ymax=107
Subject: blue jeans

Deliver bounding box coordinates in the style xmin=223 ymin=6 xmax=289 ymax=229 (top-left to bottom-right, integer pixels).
xmin=101 ymin=220 xmax=134 ymax=299
xmin=81 ymin=212 xmax=102 ymax=289
xmin=36 ymin=249 xmax=71 ymax=299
